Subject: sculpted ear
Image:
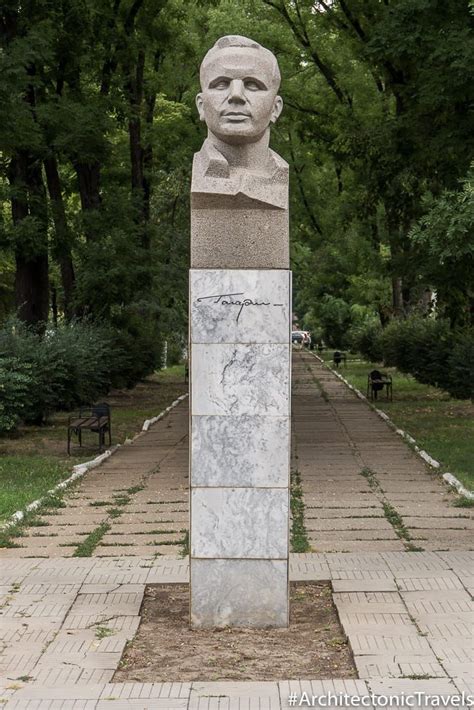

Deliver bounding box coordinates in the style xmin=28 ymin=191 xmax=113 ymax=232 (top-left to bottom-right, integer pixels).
xmin=270 ymin=95 xmax=283 ymax=124
xmin=196 ymin=93 xmax=205 ymax=122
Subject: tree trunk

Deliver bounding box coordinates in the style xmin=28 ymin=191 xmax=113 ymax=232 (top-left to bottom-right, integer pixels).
xmin=73 ymin=160 xmax=102 ymax=241
xmin=44 ymin=155 xmax=76 ymax=319
xmin=391 ymin=275 xmax=404 ymax=316
xmin=127 ymin=49 xmax=148 ymax=247
xmin=9 ymin=154 xmax=49 ymax=330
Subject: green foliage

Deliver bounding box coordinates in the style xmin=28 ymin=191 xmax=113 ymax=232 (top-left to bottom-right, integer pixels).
xmin=0 ymin=318 xmax=132 ymax=426
xmin=381 ymin=317 xmax=451 ymax=389
xmin=349 ymin=321 xmax=384 ymax=363
xmin=410 ymin=165 xmax=474 ymax=326
xmin=1 ymin=0 xmax=472 ymax=386
xmin=377 ymin=317 xmax=472 ymax=400
xmin=447 ymin=330 xmax=474 ymax=400
xmin=0 ymin=357 xmax=32 ymax=433
xmin=316 ymin=295 xmax=352 ymax=348
xmin=0 ymin=455 xmax=67 ymax=522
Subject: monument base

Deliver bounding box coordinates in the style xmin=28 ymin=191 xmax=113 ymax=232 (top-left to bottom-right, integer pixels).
xmin=190 ymin=559 xmax=288 ymax=628
xmin=189 ymin=268 xmax=291 ymax=628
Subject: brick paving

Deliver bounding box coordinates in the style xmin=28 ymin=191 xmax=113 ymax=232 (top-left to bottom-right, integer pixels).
xmin=292 ymin=350 xmax=474 ymax=553
xmin=0 ymin=552 xmax=472 ymax=706
xmin=0 ymin=352 xmax=473 ymax=706
xmin=3 ymin=403 xmax=189 ymax=559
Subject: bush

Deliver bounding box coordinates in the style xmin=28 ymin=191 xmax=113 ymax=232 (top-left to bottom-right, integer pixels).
xmin=0 ymin=318 xmax=132 ymax=426
xmin=380 ymin=317 xmax=451 ymax=390
xmin=0 ymin=357 xmax=32 ymax=433
xmin=317 ymin=295 xmax=352 ymax=348
xmin=348 ymin=321 xmax=384 ymax=362
xmin=371 ymin=316 xmax=471 ymax=400
xmin=446 ymin=329 xmax=474 ymax=399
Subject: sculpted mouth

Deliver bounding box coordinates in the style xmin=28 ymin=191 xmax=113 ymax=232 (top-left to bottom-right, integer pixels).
xmin=223 ymin=111 xmax=251 ymax=117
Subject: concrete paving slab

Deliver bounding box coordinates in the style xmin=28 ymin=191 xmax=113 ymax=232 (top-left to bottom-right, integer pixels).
xmin=349 ymin=634 xmax=432 ymax=654
xmin=189 ymin=681 xmax=280 ymax=709
xmin=332 ymin=580 xmax=397 ymax=593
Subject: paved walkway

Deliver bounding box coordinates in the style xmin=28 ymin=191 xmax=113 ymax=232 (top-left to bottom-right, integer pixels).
xmin=1 ymin=405 xmax=189 ymax=559
xmin=4 ymin=350 xmax=471 ymax=559
xmin=0 ymin=350 xmax=472 ymax=706
xmin=292 ymin=351 xmax=473 ymax=553
xmin=0 ymin=553 xmax=472 ymax=706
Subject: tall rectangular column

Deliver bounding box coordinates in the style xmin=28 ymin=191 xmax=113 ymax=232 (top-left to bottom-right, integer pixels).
xmin=189 ymin=34 xmax=290 ymax=628
xmin=190 ymin=218 xmax=291 ymax=628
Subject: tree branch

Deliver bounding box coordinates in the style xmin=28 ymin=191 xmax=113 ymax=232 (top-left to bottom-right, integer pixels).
xmin=263 ymin=0 xmax=350 ymax=106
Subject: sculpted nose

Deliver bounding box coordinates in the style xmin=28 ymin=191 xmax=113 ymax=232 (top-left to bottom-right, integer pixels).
xmin=228 ymin=79 xmax=246 ymax=103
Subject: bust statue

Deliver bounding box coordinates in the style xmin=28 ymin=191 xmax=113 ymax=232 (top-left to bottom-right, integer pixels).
xmin=192 ymin=35 xmax=288 ymax=209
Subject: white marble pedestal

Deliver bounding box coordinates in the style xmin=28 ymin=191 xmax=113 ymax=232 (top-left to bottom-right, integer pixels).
xmin=190 ymin=269 xmax=291 ymax=627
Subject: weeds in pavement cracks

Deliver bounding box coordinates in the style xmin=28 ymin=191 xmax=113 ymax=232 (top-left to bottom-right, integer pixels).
xmin=95 ymin=625 xmax=116 ymax=639
xmin=382 ymin=501 xmax=412 ymax=543
xmin=291 ymin=469 xmax=311 ymax=553
xmin=453 ymin=496 xmax=474 ymax=508
xmin=360 ymin=467 xmax=384 ymax=494
xmin=305 ymin=363 xmax=329 ymax=402
xmin=73 ymin=522 xmax=111 ymax=557
xmin=0 ymin=492 xmax=69 ymax=548
xmin=359 ymin=467 xmax=424 ymax=550
xmin=71 ymin=485 xmax=146 ymax=555
xmin=180 ymin=530 xmax=189 ymax=557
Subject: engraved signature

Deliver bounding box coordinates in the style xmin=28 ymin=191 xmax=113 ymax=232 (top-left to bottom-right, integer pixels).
xmin=196 ymin=292 xmax=284 ymax=323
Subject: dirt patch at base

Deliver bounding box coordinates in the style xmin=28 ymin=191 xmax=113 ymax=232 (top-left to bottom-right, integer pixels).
xmin=114 ymin=582 xmax=357 ymax=682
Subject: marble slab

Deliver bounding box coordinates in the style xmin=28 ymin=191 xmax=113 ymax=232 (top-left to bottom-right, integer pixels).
xmin=191 ymin=415 xmax=289 ymax=487
xmin=191 ymin=487 xmax=288 ymax=558
xmin=191 ymin=343 xmax=290 ymax=416
xmin=190 ymin=269 xmax=290 ymax=344
xmin=190 ymin=559 xmax=288 ymax=627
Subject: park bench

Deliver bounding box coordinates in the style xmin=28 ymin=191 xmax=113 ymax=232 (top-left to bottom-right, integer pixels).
xmin=367 ymin=370 xmax=393 ymax=401
xmin=333 ymin=351 xmax=347 ymax=368
xmin=67 ymin=402 xmax=111 ymax=455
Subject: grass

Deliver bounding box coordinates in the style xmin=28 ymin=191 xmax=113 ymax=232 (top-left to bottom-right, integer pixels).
xmin=0 ymin=456 xmax=71 ymax=522
xmin=382 ymin=501 xmax=411 ymax=542
xmin=0 ymin=492 xmax=68 ymax=548
xmin=360 ymin=467 xmax=383 ymax=494
xmin=0 ymin=365 xmax=187 ymax=525
xmin=290 ymin=469 xmax=311 ymax=553
xmin=318 ymin=351 xmax=474 ymax=492
xmin=73 ymin=522 xmax=111 ymax=557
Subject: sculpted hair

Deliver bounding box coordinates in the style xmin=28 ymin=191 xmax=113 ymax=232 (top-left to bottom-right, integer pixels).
xmin=200 ymin=35 xmax=281 ymax=90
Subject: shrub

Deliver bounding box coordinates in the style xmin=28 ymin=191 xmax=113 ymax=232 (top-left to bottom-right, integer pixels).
xmin=0 ymin=321 xmax=66 ymax=423
xmin=446 ymin=329 xmax=474 ymax=399
xmin=0 ymin=357 xmax=32 ymax=433
xmin=375 ymin=316 xmax=471 ymax=399
xmin=318 ymin=295 xmax=352 ymax=348
xmin=349 ymin=321 xmax=384 ymax=362
xmin=0 ymin=318 xmax=132 ymax=426
xmin=380 ymin=317 xmax=451 ymax=390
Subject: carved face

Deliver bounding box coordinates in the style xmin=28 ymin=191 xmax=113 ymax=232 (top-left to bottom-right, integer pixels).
xmin=196 ymin=47 xmax=283 ymax=145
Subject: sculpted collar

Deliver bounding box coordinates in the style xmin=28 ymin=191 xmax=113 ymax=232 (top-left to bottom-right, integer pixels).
xmin=191 ymin=138 xmax=288 ymax=210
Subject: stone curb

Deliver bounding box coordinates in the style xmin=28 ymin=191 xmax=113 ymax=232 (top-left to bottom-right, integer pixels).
xmin=311 ymin=352 xmax=474 ymax=500
xmin=142 ymin=393 xmax=188 ymax=431
xmin=0 ymin=391 xmax=190 ymax=532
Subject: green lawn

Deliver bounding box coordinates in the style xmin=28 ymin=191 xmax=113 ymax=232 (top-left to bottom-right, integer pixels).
xmin=0 ymin=456 xmax=69 ymax=521
xmin=0 ymin=365 xmax=187 ymax=523
xmin=318 ymin=351 xmax=474 ymax=492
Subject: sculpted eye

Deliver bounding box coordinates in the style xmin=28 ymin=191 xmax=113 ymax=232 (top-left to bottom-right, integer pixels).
xmin=244 ymin=79 xmax=264 ymax=91
xmin=210 ymin=78 xmax=230 ymax=90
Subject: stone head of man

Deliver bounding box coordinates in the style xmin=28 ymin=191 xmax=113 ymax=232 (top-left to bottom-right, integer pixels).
xmin=196 ymin=35 xmax=283 ymax=146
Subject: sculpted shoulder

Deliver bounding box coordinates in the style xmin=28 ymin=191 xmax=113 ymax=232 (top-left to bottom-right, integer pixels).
xmin=192 ymin=35 xmax=287 ymax=210
xmin=192 ymin=139 xmax=288 ymax=209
